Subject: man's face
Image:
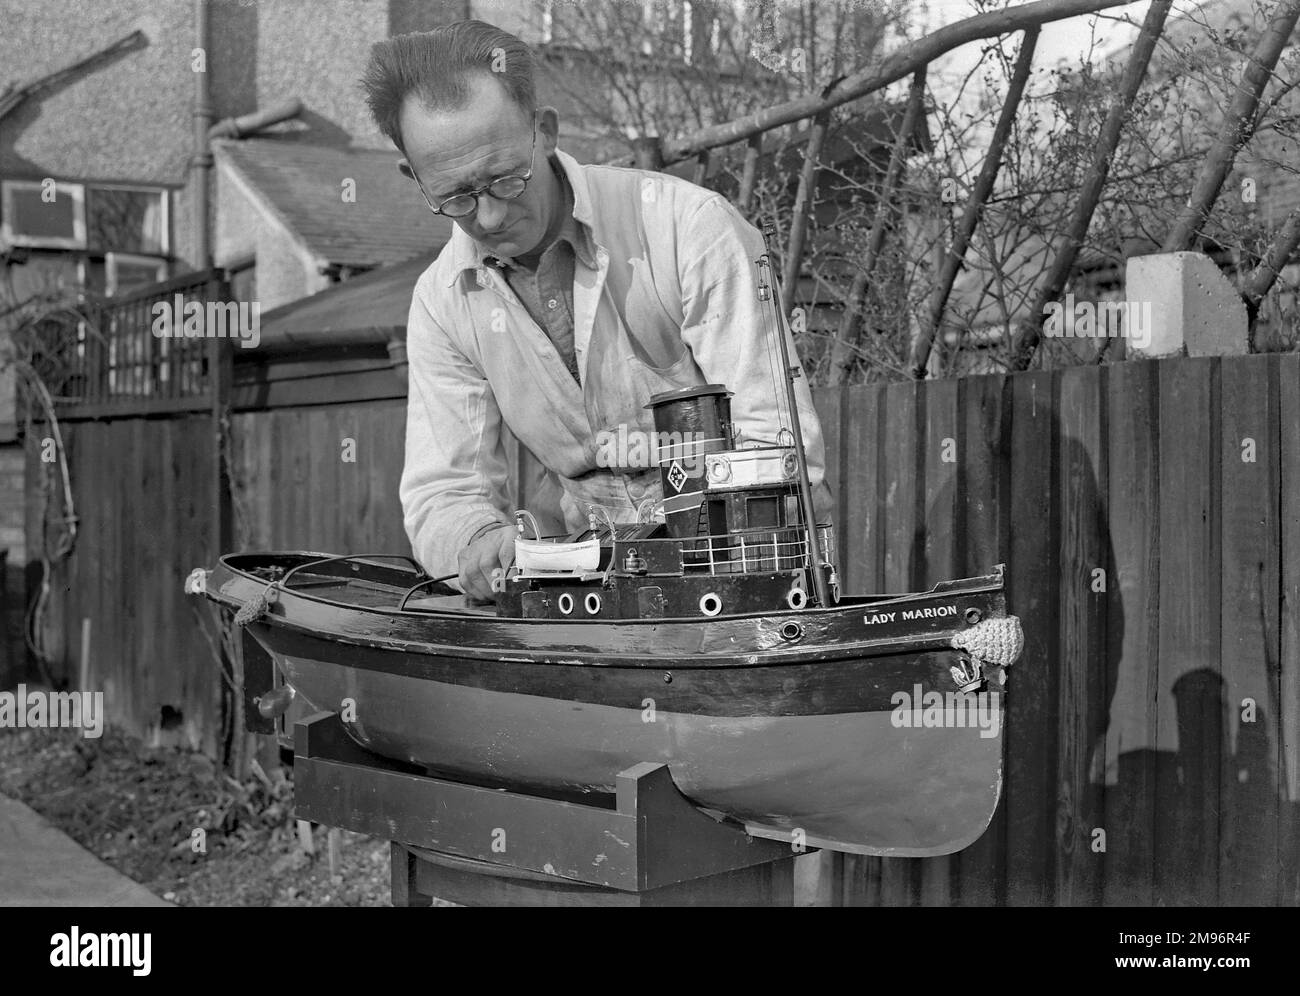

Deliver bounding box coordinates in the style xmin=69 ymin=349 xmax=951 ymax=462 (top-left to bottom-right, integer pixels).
xmin=398 ymin=74 xmax=560 ymax=258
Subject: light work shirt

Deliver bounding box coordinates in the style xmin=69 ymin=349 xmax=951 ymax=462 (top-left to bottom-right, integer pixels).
xmin=401 ymin=147 xmax=833 ymax=583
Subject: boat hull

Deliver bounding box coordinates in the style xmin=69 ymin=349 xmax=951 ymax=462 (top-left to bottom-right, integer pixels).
xmin=202 ymin=554 xmax=1016 ymax=857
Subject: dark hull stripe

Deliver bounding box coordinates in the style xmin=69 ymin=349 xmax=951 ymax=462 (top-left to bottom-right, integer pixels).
xmin=258 ymin=624 xmax=998 ymax=717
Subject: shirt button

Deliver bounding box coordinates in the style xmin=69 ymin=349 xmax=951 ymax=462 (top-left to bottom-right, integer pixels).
xmin=628 ymin=481 xmax=646 ymax=500
xmin=547 ymin=298 xmax=558 ymax=310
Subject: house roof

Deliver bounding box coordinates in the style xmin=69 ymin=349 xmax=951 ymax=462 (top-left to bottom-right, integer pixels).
xmin=255 ymin=250 xmax=437 ymax=353
xmin=215 ymin=139 xmax=455 ymax=269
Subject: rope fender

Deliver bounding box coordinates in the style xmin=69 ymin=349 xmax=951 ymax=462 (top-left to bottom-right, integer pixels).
xmin=233 ymin=584 xmax=277 ymax=626
xmin=951 ymin=615 xmax=1024 ymax=667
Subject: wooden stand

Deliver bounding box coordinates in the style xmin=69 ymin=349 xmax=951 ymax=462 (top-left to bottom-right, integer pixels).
xmin=293 ymin=712 xmax=798 ymax=907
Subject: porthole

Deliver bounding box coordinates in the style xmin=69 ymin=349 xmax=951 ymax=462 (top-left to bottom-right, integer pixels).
xmin=699 ymin=592 xmax=722 ymax=616
xmin=557 ymin=592 xmax=574 ymax=615
xmin=584 ymin=592 xmax=602 ymax=615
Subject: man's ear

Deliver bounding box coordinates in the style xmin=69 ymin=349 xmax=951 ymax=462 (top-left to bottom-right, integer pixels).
xmin=397 ymin=159 xmax=415 ymax=181
xmin=537 ymin=106 xmax=560 ymax=154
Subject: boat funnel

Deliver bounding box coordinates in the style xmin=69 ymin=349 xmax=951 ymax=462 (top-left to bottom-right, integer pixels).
xmin=646 ymin=384 xmax=733 ymax=539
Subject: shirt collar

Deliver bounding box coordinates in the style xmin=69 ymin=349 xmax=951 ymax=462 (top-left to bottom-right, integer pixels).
xmin=444 ymin=147 xmax=597 ymax=286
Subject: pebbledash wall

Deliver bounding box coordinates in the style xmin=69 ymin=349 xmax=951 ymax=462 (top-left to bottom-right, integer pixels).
xmin=24 ymin=352 xmax=1300 ymax=906
xmin=0 ymin=0 xmax=599 ymax=694
xmin=0 ymin=0 xmax=420 ymax=688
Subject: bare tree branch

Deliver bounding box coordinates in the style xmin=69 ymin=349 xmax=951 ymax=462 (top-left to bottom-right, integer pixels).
xmin=1162 ymin=0 xmax=1300 ymax=251
xmin=1010 ymin=0 xmax=1174 ymax=370
xmin=629 ymin=0 xmax=1137 ymax=165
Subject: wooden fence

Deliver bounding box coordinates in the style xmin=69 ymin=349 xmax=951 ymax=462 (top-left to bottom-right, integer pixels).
xmin=30 ymin=352 xmax=1300 ymax=905
xmin=818 ymin=354 xmax=1299 ymax=906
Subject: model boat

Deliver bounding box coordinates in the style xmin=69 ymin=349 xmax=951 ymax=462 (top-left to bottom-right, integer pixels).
xmin=186 ymin=245 xmax=1024 ymax=857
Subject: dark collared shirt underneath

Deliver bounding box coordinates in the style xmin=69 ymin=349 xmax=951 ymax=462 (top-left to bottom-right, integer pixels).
xmin=486 ymin=158 xmax=591 ymax=385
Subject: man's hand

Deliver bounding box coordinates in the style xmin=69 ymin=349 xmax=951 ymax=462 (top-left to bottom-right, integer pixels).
xmin=457 ymin=524 xmax=516 ymax=603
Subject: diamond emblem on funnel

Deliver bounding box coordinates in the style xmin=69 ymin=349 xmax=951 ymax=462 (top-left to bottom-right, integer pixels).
xmin=667 ymin=460 xmax=688 ymax=492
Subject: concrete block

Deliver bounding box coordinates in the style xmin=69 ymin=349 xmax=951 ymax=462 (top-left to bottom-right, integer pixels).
xmin=1125 ymin=251 xmax=1248 ymax=357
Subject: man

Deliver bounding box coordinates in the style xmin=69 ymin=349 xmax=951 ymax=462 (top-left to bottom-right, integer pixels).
xmin=362 ymin=20 xmax=833 ymax=602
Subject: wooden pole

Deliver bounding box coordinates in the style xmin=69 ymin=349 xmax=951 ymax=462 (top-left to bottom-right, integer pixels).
xmin=737 ymin=133 xmax=763 ymax=214
xmin=208 ymin=272 xmax=234 ymax=763
xmin=691 ymin=149 xmax=711 ymax=187
xmin=827 ymin=70 xmax=927 ymax=385
xmin=1009 ymin=0 xmax=1173 ymax=370
xmin=79 ymin=617 xmax=91 ymax=692
xmin=780 ymin=110 xmax=831 ymax=322
xmin=208 ymin=272 xmax=233 ymax=560
xmin=909 ymin=28 xmax=1039 ymax=379
xmin=1161 ymin=0 xmax=1300 ymax=253
xmin=631 ymin=135 xmax=664 ymax=171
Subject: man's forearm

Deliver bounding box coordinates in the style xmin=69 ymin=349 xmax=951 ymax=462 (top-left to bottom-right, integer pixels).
xmin=401 ymin=287 xmax=515 ymax=581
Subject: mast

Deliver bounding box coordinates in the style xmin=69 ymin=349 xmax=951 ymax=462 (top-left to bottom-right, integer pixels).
xmin=756 ymin=225 xmax=832 ymax=608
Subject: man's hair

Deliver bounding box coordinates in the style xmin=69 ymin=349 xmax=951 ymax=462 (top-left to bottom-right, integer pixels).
xmin=361 ymin=21 xmax=537 ymax=153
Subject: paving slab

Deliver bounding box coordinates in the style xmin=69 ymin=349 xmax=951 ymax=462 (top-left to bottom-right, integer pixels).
xmin=0 ymin=792 xmax=171 ymax=906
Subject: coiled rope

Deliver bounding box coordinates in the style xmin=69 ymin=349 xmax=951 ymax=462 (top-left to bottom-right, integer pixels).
xmin=233 ymin=584 xmax=277 ymax=626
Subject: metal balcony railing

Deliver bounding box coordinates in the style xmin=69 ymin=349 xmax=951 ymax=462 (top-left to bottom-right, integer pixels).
xmin=57 ymin=269 xmax=230 ymax=416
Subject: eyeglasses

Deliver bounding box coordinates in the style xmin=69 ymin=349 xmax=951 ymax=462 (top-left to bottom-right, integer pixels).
xmin=410 ymin=116 xmax=538 ymax=219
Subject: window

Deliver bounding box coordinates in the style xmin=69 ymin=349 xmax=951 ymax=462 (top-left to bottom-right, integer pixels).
xmin=1 ymin=178 xmax=168 ymax=256
xmin=1 ymin=179 xmax=86 ymax=249
xmin=105 ymin=252 xmax=168 ymax=296
xmin=746 ymin=494 xmax=780 ymax=529
xmin=86 ymin=185 xmax=168 ymax=256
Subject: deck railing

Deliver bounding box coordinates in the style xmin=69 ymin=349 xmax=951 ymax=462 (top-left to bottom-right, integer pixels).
xmin=638 ymin=523 xmax=836 ymax=575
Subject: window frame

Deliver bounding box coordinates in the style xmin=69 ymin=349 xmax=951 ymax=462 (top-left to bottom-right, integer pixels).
xmin=0 ymin=178 xmax=87 ymax=250
xmin=104 ymin=251 xmax=170 ymax=297
xmin=84 ymin=181 xmax=171 ymax=257
xmin=0 ymin=177 xmax=171 ymax=257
